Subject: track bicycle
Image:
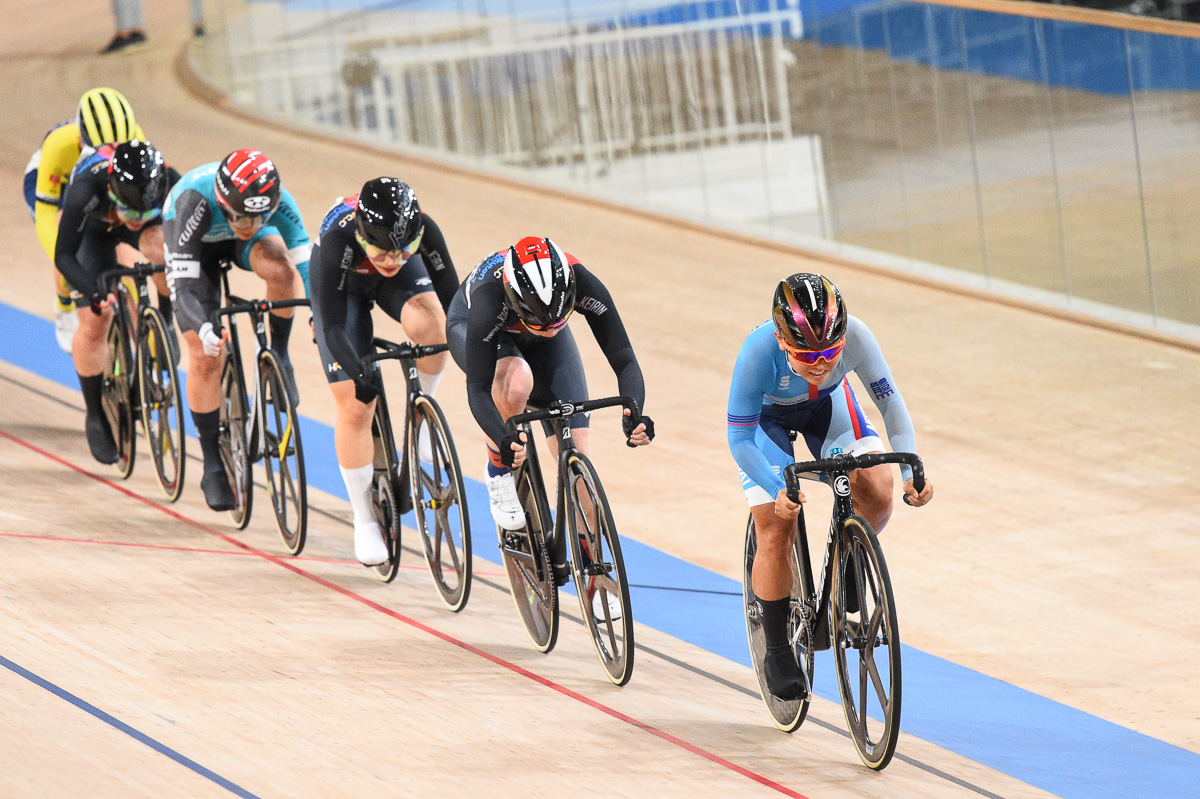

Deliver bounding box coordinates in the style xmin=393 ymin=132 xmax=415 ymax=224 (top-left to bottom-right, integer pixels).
xmin=97 ymin=262 xmax=185 ymax=501
xmin=500 ymin=397 xmax=639 ymax=686
xmin=210 ymin=279 xmax=310 ymax=555
xmin=743 ymin=450 xmax=925 ymax=771
xmin=360 ymin=338 xmax=471 ymax=611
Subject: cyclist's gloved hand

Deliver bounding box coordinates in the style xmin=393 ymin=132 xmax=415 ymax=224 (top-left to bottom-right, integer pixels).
xmin=498 ymin=430 xmax=525 ymax=468
xmin=622 ymin=411 xmax=654 ymax=447
xmin=87 ymin=290 xmax=108 ymax=315
xmin=198 ymin=322 xmax=223 ymax=357
xmin=352 ymin=375 xmax=378 ymax=405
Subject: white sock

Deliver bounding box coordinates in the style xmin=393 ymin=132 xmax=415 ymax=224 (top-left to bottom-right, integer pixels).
xmin=339 ymin=463 xmax=375 ymax=528
xmin=418 ymin=369 xmax=442 ymax=397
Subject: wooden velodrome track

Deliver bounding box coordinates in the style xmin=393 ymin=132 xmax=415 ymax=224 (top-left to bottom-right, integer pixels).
xmin=1 ymin=2 xmax=1198 ymax=797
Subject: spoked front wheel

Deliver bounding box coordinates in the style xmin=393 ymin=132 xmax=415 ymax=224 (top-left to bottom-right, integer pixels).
xmin=407 ymin=395 xmax=472 ymax=612
xmin=500 ymin=461 xmax=559 ymax=653
xmin=258 ymin=350 xmax=307 ymax=555
xmin=833 ymin=515 xmax=902 ymax=770
xmin=218 ymin=356 xmax=253 ymax=529
xmin=137 ymin=308 xmax=184 ymax=501
xmin=743 ymin=516 xmax=814 ymax=733
xmin=564 ymin=452 xmax=634 ymax=686
xmin=101 ymin=310 xmax=137 ymax=479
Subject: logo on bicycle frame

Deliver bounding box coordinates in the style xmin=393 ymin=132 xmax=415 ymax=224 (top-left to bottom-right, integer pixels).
xmin=833 ymin=475 xmax=851 ymax=497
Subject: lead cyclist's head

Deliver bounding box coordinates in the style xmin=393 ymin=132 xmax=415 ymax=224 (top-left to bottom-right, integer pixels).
xmin=77 ymin=87 xmax=137 ymax=149
xmin=214 ymin=149 xmax=281 ymax=239
xmin=502 ymin=236 xmax=576 ymax=335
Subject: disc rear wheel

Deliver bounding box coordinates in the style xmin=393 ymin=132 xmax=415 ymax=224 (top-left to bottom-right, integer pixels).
xmin=137 ymin=308 xmax=184 ymax=501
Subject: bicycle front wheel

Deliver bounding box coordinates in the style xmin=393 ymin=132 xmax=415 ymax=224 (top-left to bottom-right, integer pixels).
xmin=407 ymin=395 xmax=472 ymax=612
xmin=743 ymin=516 xmax=813 ymax=732
xmin=137 ymin=308 xmax=184 ymax=501
xmin=258 ymin=350 xmax=307 ymax=555
xmin=102 ymin=309 xmax=136 ymax=479
xmin=833 ymin=515 xmax=902 ymax=770
xmin=564 ymin=452 xmax=634 ymax=686
xmin=219 ymin=356 xmax=253 ymax=529
xmin=500 ymin=460 xmax=558 ymax=653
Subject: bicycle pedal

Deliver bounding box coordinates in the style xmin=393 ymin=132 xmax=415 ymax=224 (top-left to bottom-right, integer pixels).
xmin=552 ymin=562 xmax=571 ymax=587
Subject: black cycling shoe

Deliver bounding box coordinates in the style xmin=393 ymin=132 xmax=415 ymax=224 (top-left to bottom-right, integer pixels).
xmin=764 ymin=649 xmax=810 ymax=701
xmin=201 ymin=470 xmax=236 ymax=511
xmin=85 ymin=412 xmax=119 ymax=464
xmin=274 ymin=355 xmax=300 ymax=408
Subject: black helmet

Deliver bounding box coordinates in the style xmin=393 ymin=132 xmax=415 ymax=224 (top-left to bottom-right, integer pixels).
xmin=108 ymin=140 xmax=168 ymax=213
xmin=214 ymin=149 xmax=281 ymax=217
xmin=772 ymin=273 xmax=847 ymax=350
xmin=356 ymin=177 xmax=422 ymax=250
xmin=502 ymin=236 xmax=576 ymax=329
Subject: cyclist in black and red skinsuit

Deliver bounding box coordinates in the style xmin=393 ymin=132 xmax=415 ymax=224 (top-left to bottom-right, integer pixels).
xmin=55 ymin=139 xmax=179 ymax=465
xmin=309 ymin=177 xmax=458 ymax=566
xmin=445 ymin=236 xmax=654 ymax=535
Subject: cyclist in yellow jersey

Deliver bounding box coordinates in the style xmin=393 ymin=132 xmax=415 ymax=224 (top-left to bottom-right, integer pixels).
xmin=22 ymin=87 xmax=143 ymax=353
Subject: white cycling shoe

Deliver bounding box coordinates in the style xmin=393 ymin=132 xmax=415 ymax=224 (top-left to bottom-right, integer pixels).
xmin=486 ymin=472 xmax=524 ymax=531
xmin=353 ymin=521 xmax=389 ymax=566
xmin=54 ymin=308 xmax=77 ymax=354
xmin=591 ymin=590 xmax=623 ymax=622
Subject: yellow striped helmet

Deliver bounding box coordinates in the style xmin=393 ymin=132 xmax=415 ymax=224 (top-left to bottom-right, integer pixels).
xmin=76 ymin=87 xmax=137 ymax=148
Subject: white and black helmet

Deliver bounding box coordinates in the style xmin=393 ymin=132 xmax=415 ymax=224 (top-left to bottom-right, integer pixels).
xmin=502 ymin=236 xmax=576 ymax=329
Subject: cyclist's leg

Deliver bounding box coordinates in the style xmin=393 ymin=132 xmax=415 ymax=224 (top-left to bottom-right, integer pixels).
xmin=132 ymin=222 xmax=175 ymax=327
xmin=377 ymin=258 xmax=447 ymax=397
xmin=520 ymin=327 xmax=589 ymax=460
xmin=315 ymin=293 xmax=387 ymax=564
xmin=68 ymin=223 xmax=122 ymax=463
xmin=241 ymin=231 xmax=301 ymax=364
xmin=816 ymin=380 xmax=892 ymax=532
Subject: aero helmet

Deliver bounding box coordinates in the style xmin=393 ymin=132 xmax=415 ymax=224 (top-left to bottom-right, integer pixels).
xmin=77 ymin=87 xmax=137 ymax=149
xmin=502 ymin=237 xmax=576 ymax=329
xmin=772 ymin=273 xmax=847 ymax=350
xmin=214 ymin=149 xmax=281 ymax=217
xmin=108 ymin=140 xmax=168 ymax=213
xmin=356 ymin=177 xmax=422 ymax=251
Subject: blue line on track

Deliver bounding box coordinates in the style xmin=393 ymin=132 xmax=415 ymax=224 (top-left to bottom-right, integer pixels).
xmin=0 ymin=653 xmax=260 ymax=798
xmin=3 ymin=301 xmax=1198 ymax=798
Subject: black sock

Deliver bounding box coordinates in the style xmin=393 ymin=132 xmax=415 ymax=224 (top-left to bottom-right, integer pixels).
xmin=759 ymin=597 xmax=793 ymax=655
xmin=78 ymin=373 xmax=105 ymax=417
xmin=157 ymin=293 xmax=173 ymax=325
xmin=192 ymin=409 xmax=224 ymax=474
xmin=268 ymin=313 xmax=293 ymax=361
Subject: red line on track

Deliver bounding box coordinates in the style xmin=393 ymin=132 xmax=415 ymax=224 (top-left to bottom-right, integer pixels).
xmin=0 ymin=427 xmax=810 ymax=799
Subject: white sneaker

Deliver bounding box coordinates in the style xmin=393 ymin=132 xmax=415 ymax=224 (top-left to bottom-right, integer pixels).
xmin=486 ymin=472 xmax=524 ymax=531
xmin=591 ymin=590 xmax=622 ymax=622
xmin=353 ymin=522 xmax=389 ymax=566
xmin=54 ymin=308 xmax=77 ymax=354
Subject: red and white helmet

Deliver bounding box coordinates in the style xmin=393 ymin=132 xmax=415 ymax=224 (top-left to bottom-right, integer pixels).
xmin=502 ymin=236 xmax=576 ymax=329
xmin=214 ymin=149 xmax=281 ymax=217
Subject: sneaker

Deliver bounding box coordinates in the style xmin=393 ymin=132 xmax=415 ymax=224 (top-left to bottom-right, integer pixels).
xmin=354 ymin=522 xmax=389 ymax=566
xmin=763 ymin=649 xmax=810 ymax=701
xmin=84 ymin=412 xmax=118 ymax=464
xmin=54 ymin=308 xmax=77 ymax=354
xmin=100 ymin=30 xmax=148 ymax=55
xmin=591 ymin=590 xmax=622 ymax=623
xmin=193 ymin=24 xmax=206 ymax=37
xmin=201 ymin=470 xmax=236 ymax=511
xmin=486 ymin=472 xmax=524 ymax=531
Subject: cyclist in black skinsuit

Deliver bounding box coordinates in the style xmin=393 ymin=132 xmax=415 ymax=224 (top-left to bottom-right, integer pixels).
xmin=309 ymin=177 xmax=458 ymax=566
xmin=445 ymin=236 xmax=655 ymax=532
xmin=54 ymin=139 xmax=179 ymax=465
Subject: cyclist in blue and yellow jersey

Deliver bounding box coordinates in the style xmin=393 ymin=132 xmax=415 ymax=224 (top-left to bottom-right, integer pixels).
xmin=23 ymin=87 xmax=144 ymax=352
xmin=727 ymin=273 xmax=934 ymax=701
xmin=163 ymin=149 xmax=311 ymax=512
xmin=55 ymin=139 xmax=179 ymax=465
xmin=309 ymin=177 xmax=459 ymax=565
xmin=446 ymin=236 xmax=654 ymax=540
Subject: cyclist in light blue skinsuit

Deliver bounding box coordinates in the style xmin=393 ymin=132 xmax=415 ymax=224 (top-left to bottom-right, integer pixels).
xmin=163 ymin=149 xmax=311 ymax=512
xmin=727 ymin=273 xmax=934 ymax=701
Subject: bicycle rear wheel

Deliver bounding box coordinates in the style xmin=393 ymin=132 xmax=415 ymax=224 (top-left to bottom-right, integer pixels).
xmin=500 ymin=458 xmax=558 ymax=653
xmin=407 ymin=395 xmax=472 ymax=612
xmin=101 ymin=307 xmax=136 ymax=479
xmin=219 ymin=356 xmax=253 ymax=529
xmin=564 ymin=452 xmax=634 ymax=686
xmin=743 ymin=516 xmax=813 ymax=732
xmin=258 ymin=350 xmax=307 ymax=555
xmin=137 ymin=307 xmax=185 ymax=501
xmin=371 ymin=467 xmax=403 ymax=582
xmin=833 ymin=515 xmax=901 ymax=770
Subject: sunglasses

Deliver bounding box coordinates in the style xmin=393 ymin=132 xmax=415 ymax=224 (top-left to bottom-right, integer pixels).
xmin=356 ymin=227 xmax=424 ymax=266
xmin=779 ymin=336 xmax=844 ymax=365
xmin=224 ymin=209 xmax=268 ymax=231
xmin=524 ymin=310 xmax=573 ymax=332
xmin=108 ymin=191 xmax=162 ymax=223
